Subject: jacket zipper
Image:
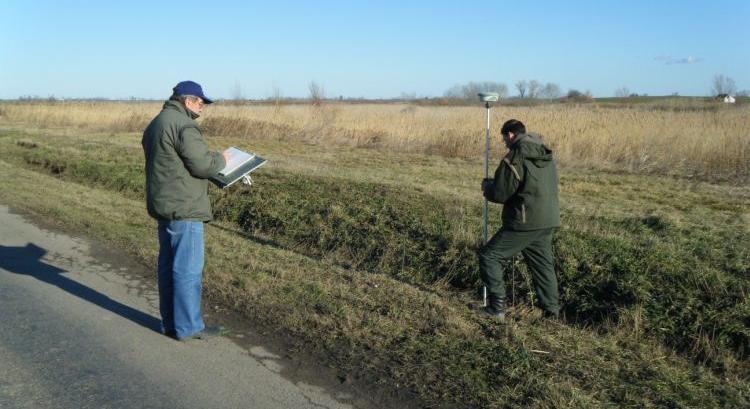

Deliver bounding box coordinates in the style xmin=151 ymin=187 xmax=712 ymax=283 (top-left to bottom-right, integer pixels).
xmin=521 ymin=204 xmax=526 ymax=223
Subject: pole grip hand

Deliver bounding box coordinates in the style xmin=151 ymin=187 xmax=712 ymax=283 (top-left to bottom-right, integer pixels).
xmin=481 ymin=178 xmax=494 ymax=194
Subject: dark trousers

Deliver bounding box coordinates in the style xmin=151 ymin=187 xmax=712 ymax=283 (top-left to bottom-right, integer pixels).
xmin=478 ymin=227 xmax=560 ymax=314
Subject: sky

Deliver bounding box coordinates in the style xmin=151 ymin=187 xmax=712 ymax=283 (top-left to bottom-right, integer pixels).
xmin=1 ymin=0 xmax=748 ymax=99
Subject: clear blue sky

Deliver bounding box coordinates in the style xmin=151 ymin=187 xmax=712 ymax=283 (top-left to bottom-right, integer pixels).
xmin=1 ymin=0 xmax=748 ymax=99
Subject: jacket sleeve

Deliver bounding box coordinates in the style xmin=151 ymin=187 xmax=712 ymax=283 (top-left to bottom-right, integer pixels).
xmin=485 ymin=154 xmax=524 ymax=203
xmin=175 ymin=125 xmax=226 ymax=179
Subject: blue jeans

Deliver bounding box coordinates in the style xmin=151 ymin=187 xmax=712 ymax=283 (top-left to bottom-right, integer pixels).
xmin=157 ymin=220 xmax=205 ymax=339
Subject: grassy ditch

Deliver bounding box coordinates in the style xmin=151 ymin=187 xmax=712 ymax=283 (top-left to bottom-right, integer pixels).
xmin=2 ymin=129 xmax=748 ymax=365
xmin=1 ymin=128 xmax=748 ymax=407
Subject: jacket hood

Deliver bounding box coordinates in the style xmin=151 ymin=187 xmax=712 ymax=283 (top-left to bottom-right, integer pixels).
xmin=514 ymin=133 xmax=554 ymax=167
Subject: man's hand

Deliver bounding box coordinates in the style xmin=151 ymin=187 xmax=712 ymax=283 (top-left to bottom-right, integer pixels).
xmin=481 ymin=178 xmax=494 ymax=194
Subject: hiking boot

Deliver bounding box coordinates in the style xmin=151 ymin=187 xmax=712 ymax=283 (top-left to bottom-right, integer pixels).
xmin=542 ymin=310 xmax=560 ymax=322
xmin=480 ymin=295 xmax=506 ymax=323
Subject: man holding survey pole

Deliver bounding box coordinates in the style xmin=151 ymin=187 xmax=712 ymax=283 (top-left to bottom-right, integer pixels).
xmin=142 ymin=80 xmax=227 ymax=340
xmin=478 ymin=119 xmax=561 ymax=323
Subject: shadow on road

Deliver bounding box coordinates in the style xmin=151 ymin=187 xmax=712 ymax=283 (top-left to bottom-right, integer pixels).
xmin=0 ymin=243 xmax=162 ymax=332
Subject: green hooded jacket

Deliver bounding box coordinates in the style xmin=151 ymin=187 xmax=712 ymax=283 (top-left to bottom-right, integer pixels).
xmin=142 ymin=100 xmax=226 ymax=221
xmin=484 ymin=133 xmax=560 ymax=231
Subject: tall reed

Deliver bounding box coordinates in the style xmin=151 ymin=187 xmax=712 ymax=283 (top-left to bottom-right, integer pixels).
xmin=1 ymin=100 xmax=747 ymax=182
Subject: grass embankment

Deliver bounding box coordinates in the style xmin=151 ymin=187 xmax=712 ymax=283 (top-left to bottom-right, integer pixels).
xmin=0 ymin=127 xmax=748 ymax=408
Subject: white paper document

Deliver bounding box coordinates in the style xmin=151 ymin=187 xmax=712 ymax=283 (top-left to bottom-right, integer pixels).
xmin=219 ymin=147 xmax=255 ymax=176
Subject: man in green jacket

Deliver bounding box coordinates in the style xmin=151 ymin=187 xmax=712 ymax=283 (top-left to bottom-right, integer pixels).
xmin=479 ymin=119 xmax=561 ymax=322
xmin=142 ymin=81 xmax=226 ymax=340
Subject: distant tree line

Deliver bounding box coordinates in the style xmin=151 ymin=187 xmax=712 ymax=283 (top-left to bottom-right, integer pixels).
xmin=565 ymin=89 xmax=593 ymax=99
xmin=444 ymin=80 xmax=566 ymax=100
xmin=611 ymin=74 xmax=748 ymax=99
xmin=514 ymin=80 xmax=561 ymax=99
xmin=712 ymin=74 xmax=737 ymax=96
xmin=443 ymin=81 xmax=508 ymax=100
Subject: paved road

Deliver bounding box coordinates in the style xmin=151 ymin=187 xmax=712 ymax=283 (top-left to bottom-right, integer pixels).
xmin=0 ymin=205 xmax=353 ymax=409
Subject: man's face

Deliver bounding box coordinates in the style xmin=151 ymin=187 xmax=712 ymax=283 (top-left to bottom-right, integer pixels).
xmin=502 ymin=132 xmax=514 ymax=147
xmin=184 ymin=96 xmax=205 ymax=115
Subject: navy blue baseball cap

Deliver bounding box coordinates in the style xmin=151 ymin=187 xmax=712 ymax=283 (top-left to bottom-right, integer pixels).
xmin=173 ymin=80 xmax=214 ymax=104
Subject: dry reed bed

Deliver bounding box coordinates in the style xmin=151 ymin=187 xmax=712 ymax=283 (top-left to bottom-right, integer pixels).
xmin=1 ymin=101 xmax=748 ymax=182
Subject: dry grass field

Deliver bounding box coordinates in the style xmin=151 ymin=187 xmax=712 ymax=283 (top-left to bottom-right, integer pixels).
xmin=1 ymin=99 xmax=748 ymax=183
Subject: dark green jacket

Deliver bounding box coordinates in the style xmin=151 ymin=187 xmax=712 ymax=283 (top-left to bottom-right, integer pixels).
xmin=484 ymin=133 xmax=560 ymax=231
xmin=142 ymin=100 xmax=225 ymax=221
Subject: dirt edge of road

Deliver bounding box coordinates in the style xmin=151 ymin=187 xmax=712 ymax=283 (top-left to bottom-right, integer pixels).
xmin=5 ymin=204 xmax=426 ymax=409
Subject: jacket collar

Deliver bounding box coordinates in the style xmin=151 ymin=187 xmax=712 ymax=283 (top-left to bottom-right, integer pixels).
xmin=163 ymin=99 xmax=199 ymax=119
xmin=511 ymin=133 xmax=528 ymax=147
xmin=505 ymin=132 xmax=528 ymax=149
xmin=509 ymin=133 xmax=546 ymax=148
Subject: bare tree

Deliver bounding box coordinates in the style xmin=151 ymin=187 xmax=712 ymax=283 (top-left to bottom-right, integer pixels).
xmin=230 ymin=80 xmax=245 ymax=100
xmin=400 ymin=92 xmax=417 ymax=100
xmin=515 ymin=80 xmax=528 ymax=98
xmin=712 ymin=74 xmax=737 ymax=95
xmin=443 ymin=84 xmax=463 ymax=98
xmin=496 ymin=83 xmax=509 ymax=98
xmin=527 ymin=80 xmax=541 ymax=98
xmin=614 ymin=86 xmax=630 ymax=98
xmin=268 ymin=82 xmax=283 ymax=111
xmin=567 ymin=89 xmax=585 ymax=99
xmin=473 ymin=81 xmax=507 ymax=98
xmin=270 ymin=82 xmax=283 ymax=101
xmin=308 ymin=81 xmax=325 ymax=105
xmin=540 ymin=82 xmax=561 ymax=99
xmin=443 ymin=81 xmax=507 ymax=100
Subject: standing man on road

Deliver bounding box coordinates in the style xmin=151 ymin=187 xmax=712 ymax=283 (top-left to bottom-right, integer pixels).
xmin=142 ymin=81 xmax=226 ymax=340
xmin=479 ymin=119 xmax=561 ymax=322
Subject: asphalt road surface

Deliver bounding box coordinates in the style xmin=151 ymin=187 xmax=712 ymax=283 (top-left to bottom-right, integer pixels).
xmin=0 ymin=205 xmax=355 ymax=409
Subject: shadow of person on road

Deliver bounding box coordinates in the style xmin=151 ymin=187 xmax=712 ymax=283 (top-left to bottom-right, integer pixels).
xmin=0 ymin=243 xmax=162 ymax=332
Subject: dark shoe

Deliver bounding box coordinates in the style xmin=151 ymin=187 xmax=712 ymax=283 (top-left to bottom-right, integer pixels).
xmin=480 ymin=296 xmax=506 ymax=323
xmin=163 ymin=329 xmax=177 ymax=339
xmin=176 ymin=326 xmax=225 ymax=341
xmin=482 ymin=307 xmax=506 ymax=323
xmin=542 ymin=310 xmax=560 ymax=321
xmin=178 ymin=332 xmax=204 ymax=341
xmin=202 ymin=325 xmax=226 ymax=336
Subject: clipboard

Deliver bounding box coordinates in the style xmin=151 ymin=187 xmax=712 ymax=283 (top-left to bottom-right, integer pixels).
xmin=210 ymin=148 xmax=267 ymax=189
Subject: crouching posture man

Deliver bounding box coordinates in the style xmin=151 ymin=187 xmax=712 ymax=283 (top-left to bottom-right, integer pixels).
xmin=479 ymin=119 xmax=561 ymax=322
